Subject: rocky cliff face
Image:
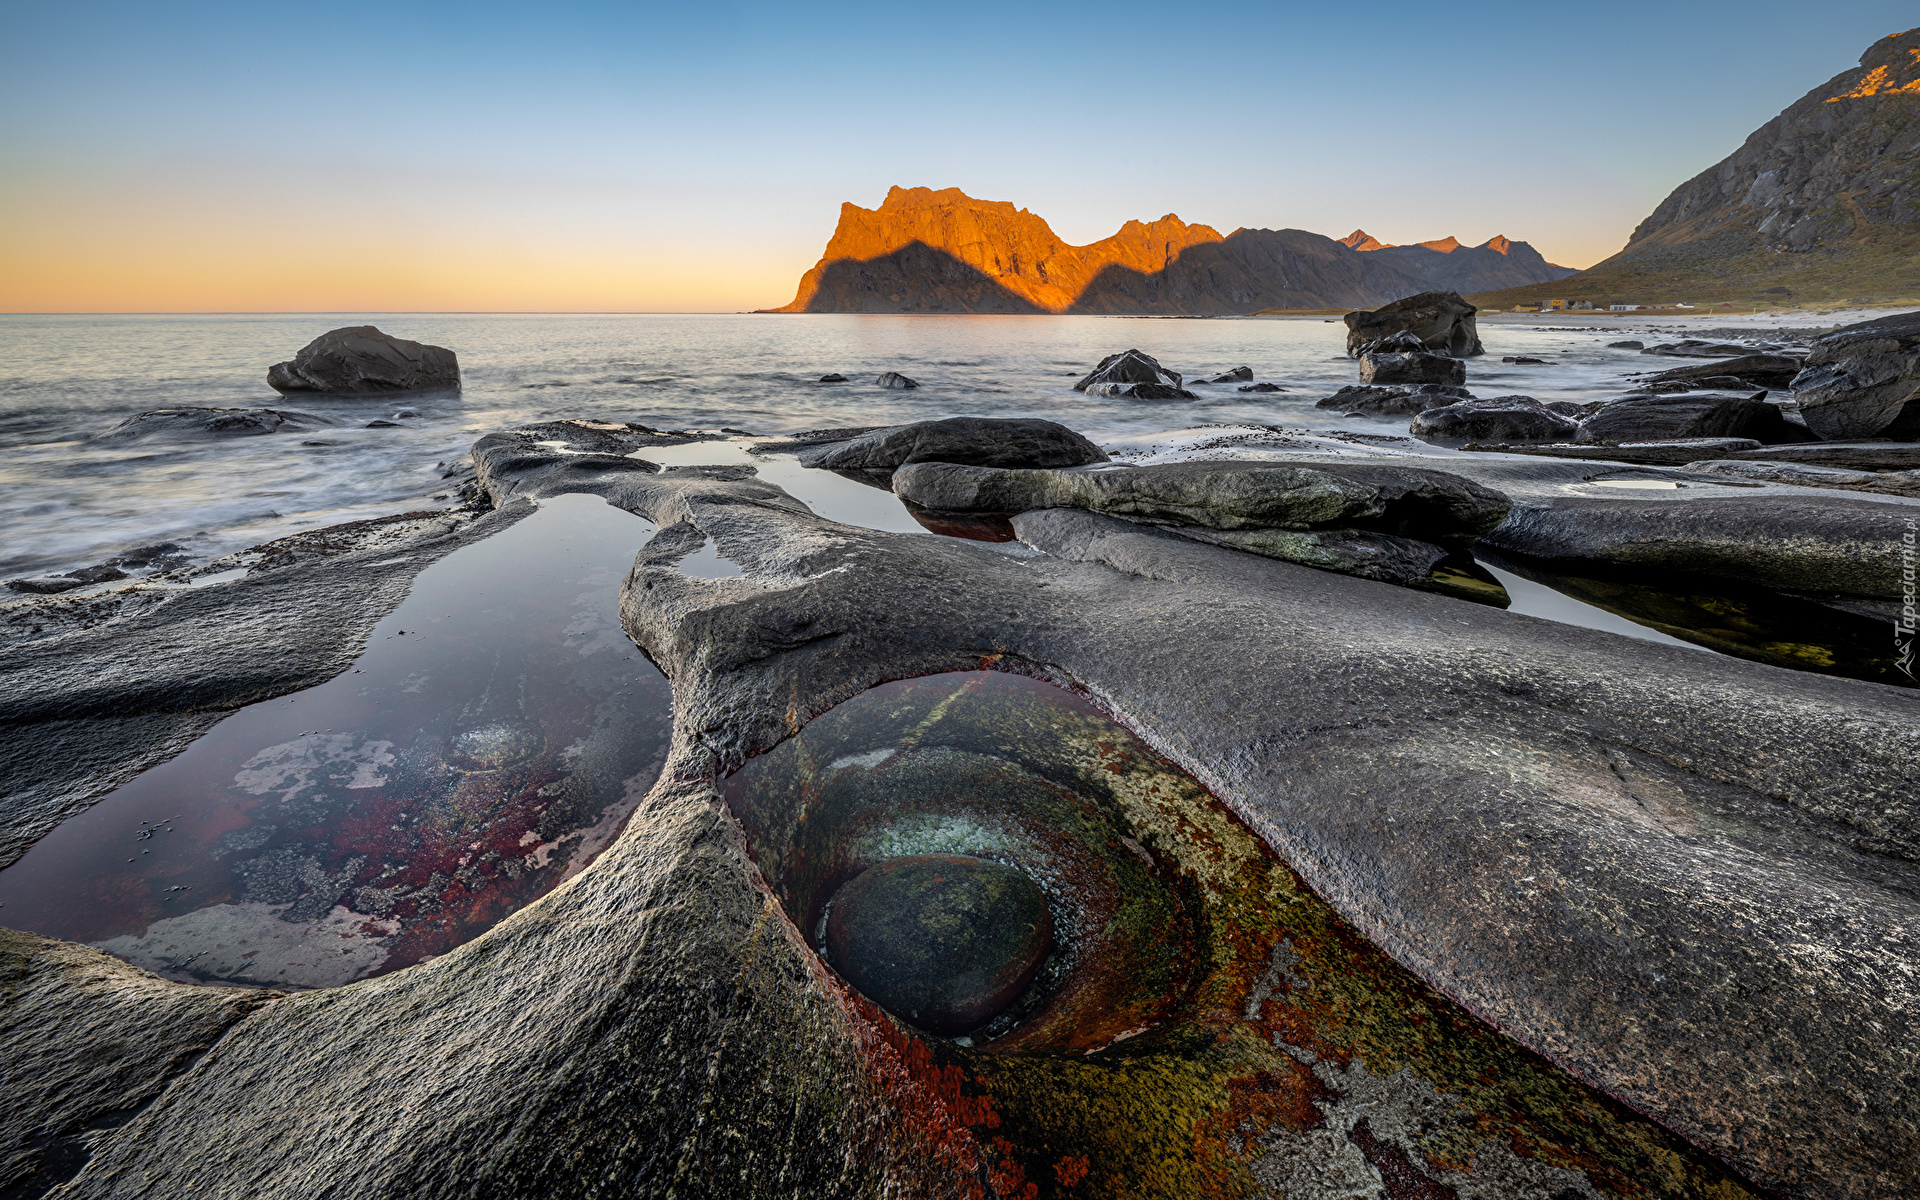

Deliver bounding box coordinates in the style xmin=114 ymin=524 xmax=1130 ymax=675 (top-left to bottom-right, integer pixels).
xmin=766 ymin=188 xmax=1567 ymax=314
xmin=1473 ymin=28 xmax=1920 ymax=306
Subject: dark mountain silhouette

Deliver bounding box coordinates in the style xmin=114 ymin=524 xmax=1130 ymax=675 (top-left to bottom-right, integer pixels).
xmin=764 ymin=187 xmax=1572 ymax=314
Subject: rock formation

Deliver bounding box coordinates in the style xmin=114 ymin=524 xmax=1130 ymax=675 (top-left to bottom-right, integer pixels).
xmin=1344 ymin=291 xmax=1484 ymax=357
xmin=89 ymin=408 xmax=334 ymax=442
xmin=1357 ymin=330 xmax=1468 ymax=385
xmin=267 ymin=326 xmax=460 ymax=396
xmin=1578 ymin=392 xmax=1790 ymax=444
xmin=1472 ymin=28 xmax=1920 ymax=307
xmin=1073 ymin=348 xmax=1183 ymax=392
xmin=1790 ymin=310 xmax=1920 ymax=438
xmin=6 ymin=423 xmax=1919 ymax=1199
xmin=763 ymin=187 xmax=1570 ymax=314
xmin=1411 ymin=397 xmax=1581 ymax=443
xmin=797 ymin=417 xmax=1108 ymax=473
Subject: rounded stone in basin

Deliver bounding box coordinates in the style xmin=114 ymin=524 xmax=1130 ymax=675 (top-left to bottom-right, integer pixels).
xmin=825 ymin=854 xmax=1052 ymax=1035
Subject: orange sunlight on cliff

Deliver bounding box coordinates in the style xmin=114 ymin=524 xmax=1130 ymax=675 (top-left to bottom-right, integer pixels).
xmin=1826 ymin=47 xmax=1920 ymax=99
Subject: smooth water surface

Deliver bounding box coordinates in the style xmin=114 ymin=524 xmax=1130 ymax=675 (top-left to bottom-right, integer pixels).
xmin=0 ymin=493 xmax=672 ymax=988
xmin=0 ymin=312 xmax=1666 ymax=577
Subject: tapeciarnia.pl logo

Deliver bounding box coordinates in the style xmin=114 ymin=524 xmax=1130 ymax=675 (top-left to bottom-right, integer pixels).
xmin=1899 ymin=517 xmax=1917 ymax=680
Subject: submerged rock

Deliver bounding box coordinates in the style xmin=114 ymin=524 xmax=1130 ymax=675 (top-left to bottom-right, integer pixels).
xmin=1196 ymin=366 xmax=1254 ymax=384
xmin=1790 ymin=310 xmax=1920 ymax=440
xmin=1344 ymin=290 xmax=1484 ymax=358
xmin=1608 ymin=340 xmax=1645 ymax=350
xmin=1358 ymin=331 xmax=1466 ymax=387
xmin=1237 ymin=381 xmax=1287 ymax=393
xmin=818 ymin=373 xmax=848 ymax=383
xmin=1411 ymin=397 xmax=1579 ymax=443
xmin=1640 ymin=339 xmax=1771 ymax=358
xmin=799 ymin=417 xmax=1109 ymax=473
xmin=1083 ymin=381 xmax=1198 ymax=399
xmin=1072 ymin=348 xmax=1182 ymax=392
xmin=824 ymin=854 xmax=1051 ymax=1035
xmin=875 ymin=371 xmax=920 ymax=389
xmin=1577 ymin=392 xmax=1787 ymax=444
xmin=267 ymin=326 xmax=459 ymax=396
xmin=90 ymin=407 xmax=333 ymax=442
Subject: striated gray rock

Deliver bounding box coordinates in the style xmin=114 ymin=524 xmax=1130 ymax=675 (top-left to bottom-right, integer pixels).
xmin=1411 ymin=397 xmax=1580 ymax=443
xmin=875 ymin=371 xmax=920 ymax=389
xmin=1464 ymin=438 xmax=1766 ymax=466
xmin=891 ymin=460 xmax=1509 ymax=546
xmin=1073 ymin=348 xmax=1182 ymax=392
xmin=90 ymin=407 xmax=334 ymax=443
xmin=1316 ymin=383 xmax=1471 ymax=417
xmin=1578 ymin=392 xmax=1788 ymax=444
xmin=1687 ymin=459 xmax=1920 ymax=497
xmin=267 ymin=326 xmax=459 ymax=395
xmin=1358 ymin=330 xmax=1466 ymax=386
xmin=1176 ymin=525 xmax=1453 ymax=586
xmin=1721 ymin=440 xmax=1920 ymax=471
xmin=1790 ymin=310 xmax=1920 ymax=439
xmin=1344 ymin=291 xmax=1483 ymax=358
xmin=797 ymin=417 xmax=1108 ymax=472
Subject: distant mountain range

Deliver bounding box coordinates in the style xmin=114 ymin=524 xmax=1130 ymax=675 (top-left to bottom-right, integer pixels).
xmin=763 ymin=187 xmax=1576 ymax=314
xmin=1474 ymin=27 xmax=1920 ymax=308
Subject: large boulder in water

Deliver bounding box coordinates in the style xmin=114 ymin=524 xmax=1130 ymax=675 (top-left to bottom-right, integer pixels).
xmin=1073 ymin=348 xmax=1182 ymax=392
xmin=1357 ymin=331 xmax=1466 ymax=386
xmin=799 ymin=417 xmax=1109 ymax=472
xmin=1344 ymin=290 xmax=1484 ymax=358
xmin=1411 ymin=397 xmax=1579 ymax=443
xmin=1789 ymin=310 xmax=1920 ymax=439
xmin=267 ymin=326 xmax=460 ymax=396
xmin=1578 ymin=392 xmax=1788 ymax=444
xmin=90 ymin=407 xmax=333 ymax=443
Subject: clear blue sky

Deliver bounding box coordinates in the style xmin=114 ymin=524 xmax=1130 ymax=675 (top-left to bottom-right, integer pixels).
xmin=2 ymin=0 xmax=1910 ymax=310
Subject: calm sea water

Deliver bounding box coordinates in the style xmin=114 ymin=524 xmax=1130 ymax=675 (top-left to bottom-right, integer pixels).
xmin=0 ymin=312 xmax=1651 ymax=578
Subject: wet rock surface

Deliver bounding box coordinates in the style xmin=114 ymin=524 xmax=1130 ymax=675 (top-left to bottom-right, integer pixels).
xmin=1344 ymin=290 xmax=1484 ymax=357
xmin=1687 ymin=458 xmax=1920 ymax=497
xmin=266 ymin=326 xmax=460 ymax=395
xmin=876 ymin=371 xmax=920 ymax=389
xmin=1577 ymin=391 xmax=1788 ymax=444
xmin=824 ymin=854 xmax=1051 ymax=1035
xmin=1357 ymin=330 xmax=1466 ymax=386
xmin=1637 ymin=353 xmax=1805 ymax=390
xmin=88 ymin=407 xmax=335 ymax=443
xmin=1720 ymin=440 xmax=1920 ymax=471
xmin=796 ymin=416 xmax=1109 ymax=472
xmin=1463 ymin=437 xmax=1766 ymax=466
xmin=891 ymin=459 xmax=1510 ymax=545
xmin=1411 ymin=396 xmax=1580 ymax=443
xmin=1790 ymin=310 xmax=1920 ymax=439
xmin=1317 ymin=382 xmax=1472 ymax=417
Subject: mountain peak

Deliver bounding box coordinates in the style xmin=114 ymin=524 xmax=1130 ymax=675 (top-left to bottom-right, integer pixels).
xmin=1417 ymin=236 xmax=1463 ymax=254
xmin=1340 ymin=230 xmax=1392 ymax=252
xmin=1481 ymin=235 xmax=1513 ymax=255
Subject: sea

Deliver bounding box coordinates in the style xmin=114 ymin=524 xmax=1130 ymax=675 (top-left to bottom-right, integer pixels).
xmin=0 ymin=311 xmax=1700 ymax=580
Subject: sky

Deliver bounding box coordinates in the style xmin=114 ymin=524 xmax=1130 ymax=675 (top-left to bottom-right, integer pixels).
xmin=1 ymin=0 xmax=1912 ymax=313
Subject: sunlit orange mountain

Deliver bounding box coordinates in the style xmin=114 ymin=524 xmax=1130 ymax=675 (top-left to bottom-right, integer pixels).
xmin=764 ymin=187 xmax=1574 ymax=314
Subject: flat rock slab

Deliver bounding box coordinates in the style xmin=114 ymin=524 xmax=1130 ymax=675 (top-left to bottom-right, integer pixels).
xmin=1464 ymin=438 xmax=1765 ymax=466
xmin=797 ymin=417 xmax=1108 ymax=472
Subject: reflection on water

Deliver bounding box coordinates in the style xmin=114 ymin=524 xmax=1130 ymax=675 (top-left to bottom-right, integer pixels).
xmin=0 ymin=493 xmax=673 ymax=988
xmin=1481 ymin=549 xmax=1910 ymax=686
xmin=718 ymin=672 xmax=1760 ymax=1198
